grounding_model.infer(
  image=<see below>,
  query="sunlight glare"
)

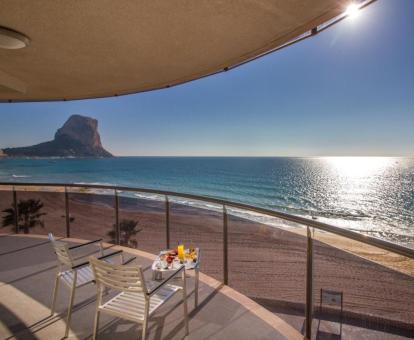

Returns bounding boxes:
[324,157,394,178]
[345,3,360,18]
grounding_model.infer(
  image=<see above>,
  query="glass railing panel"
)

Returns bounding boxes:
[227,208,307,334]
[12,185,66,237]
[67,187,115,242]
[0,185,15,234]
[117,191,166,254]
[312,229,414,339]
[169,198,223,282]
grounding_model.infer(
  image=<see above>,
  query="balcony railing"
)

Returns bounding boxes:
[1,182,413,339]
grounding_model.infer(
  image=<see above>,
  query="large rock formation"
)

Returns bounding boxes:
[3,115,113,157]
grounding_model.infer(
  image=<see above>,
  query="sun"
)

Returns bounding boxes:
[345,3,361,18]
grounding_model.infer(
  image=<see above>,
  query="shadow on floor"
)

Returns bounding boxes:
[0,236,57,257]
[316,330,341,340]
[0,303,39,340]
[255,296,414,338]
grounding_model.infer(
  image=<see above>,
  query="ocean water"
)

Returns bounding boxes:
[0,156,413,248]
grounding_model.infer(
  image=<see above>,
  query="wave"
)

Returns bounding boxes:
[12,174,31,178]
[131,192,304,230]
[73,181,116,186]
[126,192,414,247]
[70,181,118,196]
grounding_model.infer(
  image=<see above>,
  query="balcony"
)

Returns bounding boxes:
[1,183,414,339]
[0,234,301,339]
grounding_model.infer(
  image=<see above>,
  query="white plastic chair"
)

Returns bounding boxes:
[89,256,189,340]
[48,233,122,338]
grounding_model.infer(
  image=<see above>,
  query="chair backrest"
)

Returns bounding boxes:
[89,256,146,293]
[49,233,74,267]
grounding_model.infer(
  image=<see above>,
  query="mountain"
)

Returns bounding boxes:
[2,115,113,158]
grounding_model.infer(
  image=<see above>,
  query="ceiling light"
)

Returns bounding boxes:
[0,27,30,49]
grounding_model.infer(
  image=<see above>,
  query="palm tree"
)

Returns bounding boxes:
[107,219,141,248]
[2,199,47,234]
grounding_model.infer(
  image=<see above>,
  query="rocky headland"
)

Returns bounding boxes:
[2,115,113,158]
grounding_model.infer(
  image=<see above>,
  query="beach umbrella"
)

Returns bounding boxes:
[0,0,375,102]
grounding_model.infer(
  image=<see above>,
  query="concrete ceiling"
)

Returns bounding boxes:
[0,1,367,102]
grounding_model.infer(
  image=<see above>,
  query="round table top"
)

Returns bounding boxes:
[152,248,200,272]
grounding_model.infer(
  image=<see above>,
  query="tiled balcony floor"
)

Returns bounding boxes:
[0,234,301,340]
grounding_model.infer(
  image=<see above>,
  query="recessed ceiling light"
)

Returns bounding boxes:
[0,26,30,49]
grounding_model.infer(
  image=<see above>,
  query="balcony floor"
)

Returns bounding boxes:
[0,234,302,340]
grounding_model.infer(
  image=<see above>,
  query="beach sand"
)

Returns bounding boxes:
[0,188,413,335]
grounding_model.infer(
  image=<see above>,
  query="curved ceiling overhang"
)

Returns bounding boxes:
[0,0,375,102]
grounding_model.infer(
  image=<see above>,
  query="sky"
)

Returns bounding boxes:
[0,0,413,157]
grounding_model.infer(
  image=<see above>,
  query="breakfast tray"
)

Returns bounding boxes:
[152,248,200,273]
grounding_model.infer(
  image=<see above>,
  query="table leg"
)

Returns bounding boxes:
[195,267,199,308]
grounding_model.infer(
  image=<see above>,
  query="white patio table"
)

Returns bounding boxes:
[152,248,200,307]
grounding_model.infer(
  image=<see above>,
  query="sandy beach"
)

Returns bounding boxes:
[0,188,413,335]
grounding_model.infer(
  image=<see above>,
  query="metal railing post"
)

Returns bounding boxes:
[165,195,170,249]
[65,187,70,238]
[223,205,229,285]
[305,226,314,339]
[12,186,18,234]
[115,189,120,245]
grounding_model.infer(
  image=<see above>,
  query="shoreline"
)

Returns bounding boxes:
[0,181,414,249]
[2,185,414,270]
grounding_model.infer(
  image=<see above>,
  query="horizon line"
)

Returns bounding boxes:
[113,155,413,158]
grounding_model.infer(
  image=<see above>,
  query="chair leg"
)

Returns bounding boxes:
[93,285,103,340]
[50,274,60,315]
[142,299,150,340]
[93,310,100,340]
[182,270,189,335]
[65,276,77,338]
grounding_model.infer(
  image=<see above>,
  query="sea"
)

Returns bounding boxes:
[0,156,413,248]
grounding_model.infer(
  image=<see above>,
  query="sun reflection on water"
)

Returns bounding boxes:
[323,157,395,178]
[314,157,401,235]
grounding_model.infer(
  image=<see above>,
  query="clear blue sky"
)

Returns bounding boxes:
[0,0,413,157]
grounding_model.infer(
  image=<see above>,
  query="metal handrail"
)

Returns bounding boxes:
[2,181,414,260]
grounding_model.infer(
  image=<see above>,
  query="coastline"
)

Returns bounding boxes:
[1,157,413,250]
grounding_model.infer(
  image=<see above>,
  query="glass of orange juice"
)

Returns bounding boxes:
[177,244,184,261]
